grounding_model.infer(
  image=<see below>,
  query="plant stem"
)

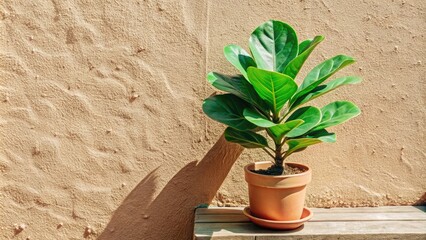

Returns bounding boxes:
[272,109,280,123]
[254,106,270,121]
[266,145,274,152]
[262,148,275,159]
[274,143,284,168]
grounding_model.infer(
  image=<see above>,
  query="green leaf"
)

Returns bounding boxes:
[300,55,355,89]
[249,20,298,73]
[290,76,362,110]
[283,36,324,79]
[298,39,313,54]
[224,127,268,148]
[247,67,297,116]
[207,72,268,111]
[291,55,355,105]
[312,101,361,131]
[305,129,336,143]
[202,94,256,131]
[269,119,304,143]
[284,129,335,158]
[284,138,322,157]
[243,108,275,128]
[224,44,257,79]
[286,106,322,138]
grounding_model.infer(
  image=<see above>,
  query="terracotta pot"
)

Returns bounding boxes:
[244,161,312,221]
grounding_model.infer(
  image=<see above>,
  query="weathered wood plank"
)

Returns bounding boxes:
[310,211,426,221]
[194,235,255,240]
[195,234,426,240]
[196,214,250,223]
[195,211,426,223]
[306,205,426,213]
[196,206,426,215]
[196,207,248,215]
[195,236,254,240]
[195,221,426,237]
[256,234,426,240]
[194,206,426,240]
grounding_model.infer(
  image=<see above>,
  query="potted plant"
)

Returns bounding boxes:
[202,20,361,229]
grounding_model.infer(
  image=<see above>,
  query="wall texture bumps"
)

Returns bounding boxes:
[0,0,424,239]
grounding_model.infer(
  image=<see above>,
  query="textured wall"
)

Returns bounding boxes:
[0,0,424,239]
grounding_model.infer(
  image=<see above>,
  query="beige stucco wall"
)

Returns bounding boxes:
[0,0,424,239]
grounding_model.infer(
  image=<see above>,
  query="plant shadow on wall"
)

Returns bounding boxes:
[98,134,243,240]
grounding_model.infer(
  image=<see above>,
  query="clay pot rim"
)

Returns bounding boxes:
[244,161,311,179]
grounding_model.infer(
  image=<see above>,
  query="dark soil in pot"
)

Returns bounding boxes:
[251,163,305,176]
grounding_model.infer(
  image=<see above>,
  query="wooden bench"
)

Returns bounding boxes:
[194,206,426,239]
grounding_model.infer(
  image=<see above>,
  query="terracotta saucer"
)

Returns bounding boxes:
[242,207,313,230]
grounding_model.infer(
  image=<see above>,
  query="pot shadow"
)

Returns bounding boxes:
[413,192,426,206]
[99,133,243,240]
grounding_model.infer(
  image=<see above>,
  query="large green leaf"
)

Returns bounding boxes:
[249,20,298,73]
[290,55,355,105]
[224,127,268,148]
[304,129,336,143]
[284,138,322,157]
[243,108,275,128]
[223,44,257,80]
[268,119,304,143]
[290,76,362,110]
[312,101,361,131]
[286,106,322,138]
[202,94,256,131]
[207,72,268,111]
[300,55,355,89]
[247,67,297,116]
[283,36,324,79]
